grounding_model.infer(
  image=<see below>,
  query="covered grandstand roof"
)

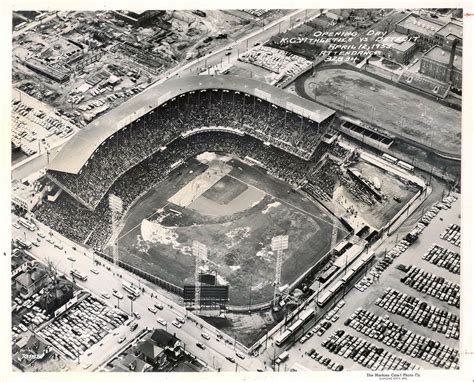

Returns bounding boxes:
[48,75,335,174]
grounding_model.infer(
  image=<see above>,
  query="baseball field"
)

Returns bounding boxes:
[115,153,349,306]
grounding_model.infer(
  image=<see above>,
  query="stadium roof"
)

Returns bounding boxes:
[48,75,335,174]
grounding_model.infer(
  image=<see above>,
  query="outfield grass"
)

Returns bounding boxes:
[116,155,349,306]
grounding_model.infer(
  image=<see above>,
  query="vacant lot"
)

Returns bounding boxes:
[295,67,461,156]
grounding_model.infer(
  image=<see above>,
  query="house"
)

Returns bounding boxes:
[14,264,49,298]
[38,278,74,315]
[12,334,51,370]
[136,339,167,368]
[150,329,182,359]
[120,353,153,372]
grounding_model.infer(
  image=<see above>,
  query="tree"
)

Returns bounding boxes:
[44,257,59,286]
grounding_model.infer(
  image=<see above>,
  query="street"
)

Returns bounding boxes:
[11,215,267,372]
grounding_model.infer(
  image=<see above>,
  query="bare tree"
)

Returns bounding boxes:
[44,257,59,286]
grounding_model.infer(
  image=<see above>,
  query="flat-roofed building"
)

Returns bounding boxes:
[419,46,462,90]
[433,21,463,53]
[380,31,417,64]
[395,13,445,50]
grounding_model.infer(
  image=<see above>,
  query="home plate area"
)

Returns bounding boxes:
[168,155,265,217]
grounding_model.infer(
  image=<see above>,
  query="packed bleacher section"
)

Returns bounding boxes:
[303,160,342,202]
[47,89,332,210]
[37,131,315,249]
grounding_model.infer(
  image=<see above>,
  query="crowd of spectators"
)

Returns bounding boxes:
[37,131,314,249]
[303,160,341,202]
[47,89,329,210]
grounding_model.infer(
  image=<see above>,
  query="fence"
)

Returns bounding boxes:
[94,250,184,296]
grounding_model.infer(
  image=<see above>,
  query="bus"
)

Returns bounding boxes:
[299,309,314,324]
[275,350,289,365]
[15,237,32,250]
[14,22,27,31]
[122,282,141,297]
[18,218,36,231]
[275,329,292,346]
[70,269,88,281]
[287,319,303,333]
[382,153,397,164]
[397,160,414,172]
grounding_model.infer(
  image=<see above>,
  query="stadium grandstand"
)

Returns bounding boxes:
[46,75,335,210]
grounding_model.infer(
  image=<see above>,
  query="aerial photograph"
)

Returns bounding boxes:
[8,6,466,375]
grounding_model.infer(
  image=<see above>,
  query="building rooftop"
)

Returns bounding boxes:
[423,46,462,71]
[382,31,416,53]
[151,329,179,349]
[397,14,443,36]
[137,340,164,360]
[15,266,48,288]
[435,21,463,42]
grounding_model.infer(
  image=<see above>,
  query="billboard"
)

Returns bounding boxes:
[199,273,216,285]
[183,285,229,307]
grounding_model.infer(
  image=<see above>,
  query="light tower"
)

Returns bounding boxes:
[109,194,123,266]
[192,241,207,313]
[272,235,288,309]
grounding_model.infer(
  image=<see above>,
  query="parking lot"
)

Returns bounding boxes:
[38,294,129,360]
[11,97,77,161]
[278,194,460,371]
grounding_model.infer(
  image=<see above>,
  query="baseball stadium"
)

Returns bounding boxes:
[36,75,420,311]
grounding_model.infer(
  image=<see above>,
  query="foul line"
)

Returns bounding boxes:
[117,169,345,242]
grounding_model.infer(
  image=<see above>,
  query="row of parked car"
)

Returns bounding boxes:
[305,348,344,371]
[354,276,374,292]
[39,295,128,360]
[13,99,73,140]
[13,309,49,334]
[375,288,459,339]
[369,254,394,279]
[422,244,460,275]
[440,224,460,247]
[322,329,419,371]
[299,301,346,344]
[400,265,460,308]
[345,308,459,369]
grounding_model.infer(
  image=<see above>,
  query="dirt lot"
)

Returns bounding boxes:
[295,67,461,156]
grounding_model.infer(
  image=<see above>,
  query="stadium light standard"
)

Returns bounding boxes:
[193,241,207,313]
[109,194,123,266]
[272,235,289,309]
